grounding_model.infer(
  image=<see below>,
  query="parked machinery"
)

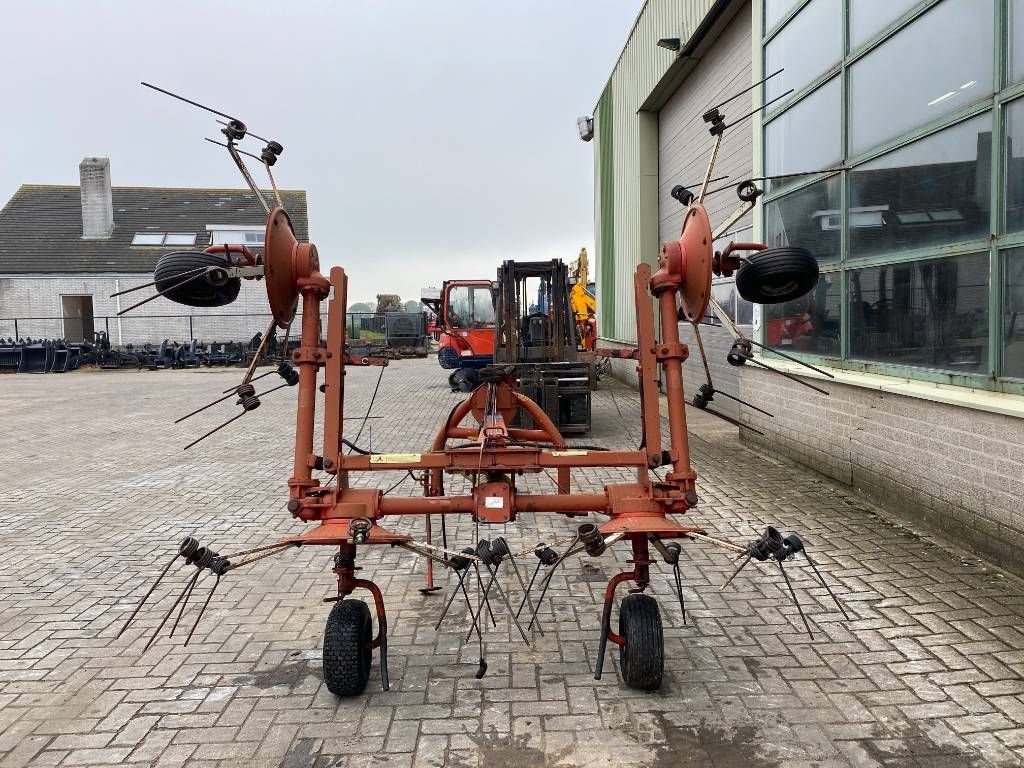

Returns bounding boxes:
[119,78,849,701]
[493,259,594,436]
[421,280,496,391]
[569,248,597,351]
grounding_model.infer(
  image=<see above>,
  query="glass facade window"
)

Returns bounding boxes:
[758,0,1022,390]
[765,77,841,188]
[848,0,993,156]
[849,0,918,50]
[764,176,841,264]
[1006,99,1024,233]
[764,0,841,102]
[1011,0,1024,84]
[764,0,801,33]
[849,112,992,259]
[1005,248,1024,378]
[848,253,990,374]
[765,272,840,356]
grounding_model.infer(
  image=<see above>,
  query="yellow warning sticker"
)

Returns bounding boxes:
[370,453,422,464]
[550,450,588,457]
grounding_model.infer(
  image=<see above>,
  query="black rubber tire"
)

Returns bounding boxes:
[153,251,241,308]
[619,593,664,691]
[323,599,373,696]
[735,247,818,305]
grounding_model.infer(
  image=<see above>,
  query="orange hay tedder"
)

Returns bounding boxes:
[117,77,848,696]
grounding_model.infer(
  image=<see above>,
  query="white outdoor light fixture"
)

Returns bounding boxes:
[577,115,594,142]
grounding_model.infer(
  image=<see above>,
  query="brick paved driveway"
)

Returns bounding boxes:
[1,360,1023,767]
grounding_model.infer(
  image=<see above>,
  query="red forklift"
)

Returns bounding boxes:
[423,260,593,435]
[421,280,496,391]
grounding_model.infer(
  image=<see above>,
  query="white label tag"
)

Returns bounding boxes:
[484,496,504,509]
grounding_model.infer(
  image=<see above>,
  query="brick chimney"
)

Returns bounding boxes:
[79,157,114,239]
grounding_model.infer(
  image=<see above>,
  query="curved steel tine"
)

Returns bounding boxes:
[117,553,180,639]
[464,564,497,644]
[110,265,209,297]
[143,569,201,652]
[776,561,813,639]
[434,570,467,631]
[183,411,247,451]
[117,269,210,316]
[184,574,221,646]
[506,555,543,636]
[748,338,836,378]
[486,565,531,646]
[742,354,830,395]
[804,552,851,621]
[720,553,753,591]
[673,563,687,624]
[176,389,241,424]
[170,570,201,637]
[515,560,544,619]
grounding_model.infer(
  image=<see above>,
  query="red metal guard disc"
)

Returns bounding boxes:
[264,207,301,326]
[678,203,713,322]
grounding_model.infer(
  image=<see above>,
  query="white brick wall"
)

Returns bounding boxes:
[738,365,1024,573]
[0,274,318,345]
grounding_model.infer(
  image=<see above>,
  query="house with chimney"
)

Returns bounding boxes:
[0,157,308,345]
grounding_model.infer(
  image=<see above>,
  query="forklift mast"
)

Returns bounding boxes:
[493,260,579,364]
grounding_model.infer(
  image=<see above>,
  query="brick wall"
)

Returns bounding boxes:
[0,274,315,345]
[739,364,1024,574]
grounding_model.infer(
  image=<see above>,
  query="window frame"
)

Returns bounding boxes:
[757,0,1024,395]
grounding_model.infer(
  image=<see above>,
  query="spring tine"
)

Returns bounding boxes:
[175,388,241,424]
[711,389,775,418]
[110,266,209,297]
[777,560,813,639]
[434,571,466,631]
[222,369,274,394]
[516,560,544,619]
[673,563,687,624]
[144,569,201,652]
[170,569,201,637]
[699,405,766,436]
[255,382,290,398]
[458,573,485,646]
[487,565,532,646]
[116,553,179,638]
[804,552,851,621]
[720,553,753,591]
[743,355,830,396]
[536,535,581,588]
[183,411,247,451]
[506,555,543,636]
[747,339,836,378]
[117,270,210,316]
[464,565,497,644]
[184,574,221,646]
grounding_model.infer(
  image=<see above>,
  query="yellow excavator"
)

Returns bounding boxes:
[570,248,597,350]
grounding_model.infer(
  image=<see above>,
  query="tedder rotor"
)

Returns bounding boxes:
[118,76,849,696]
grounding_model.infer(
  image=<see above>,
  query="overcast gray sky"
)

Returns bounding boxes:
[0,1,641,306]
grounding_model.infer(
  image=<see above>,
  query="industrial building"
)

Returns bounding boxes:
[0,157,308,345]
[592,0,1024,572]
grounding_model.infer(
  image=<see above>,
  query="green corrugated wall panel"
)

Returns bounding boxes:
[593,0,718,343]
[597,86,616,339]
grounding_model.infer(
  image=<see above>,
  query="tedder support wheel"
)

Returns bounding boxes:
[323,599,373,696]
[154,251,241,307]
[735,246,818,305]
[619,593,664,691]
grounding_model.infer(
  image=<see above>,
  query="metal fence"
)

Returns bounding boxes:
[0,311,429,348]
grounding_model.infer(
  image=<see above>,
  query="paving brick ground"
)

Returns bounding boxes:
[1,359,1023,767]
